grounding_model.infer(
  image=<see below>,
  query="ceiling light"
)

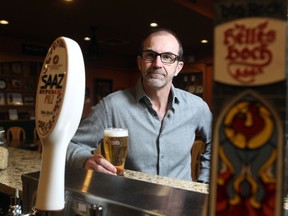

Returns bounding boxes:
[0,20,9,25]
[84,37,91,41]
[201,39,208,44]
[150,22,158,27]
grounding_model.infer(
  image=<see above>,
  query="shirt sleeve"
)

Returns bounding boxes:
[197,101,213,183]
[66,100,109,168]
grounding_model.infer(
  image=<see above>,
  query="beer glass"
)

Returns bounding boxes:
[103,128,128,176]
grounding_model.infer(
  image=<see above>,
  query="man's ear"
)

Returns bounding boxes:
[137,56,142,71]
[174,61,184,76]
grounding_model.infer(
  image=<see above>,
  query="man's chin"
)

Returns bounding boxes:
[147,78,165,88]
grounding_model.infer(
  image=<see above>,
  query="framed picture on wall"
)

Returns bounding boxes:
[93,79,113,104]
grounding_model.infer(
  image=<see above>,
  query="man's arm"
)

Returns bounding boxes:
[66,101,108,167]
[197,102,212,183]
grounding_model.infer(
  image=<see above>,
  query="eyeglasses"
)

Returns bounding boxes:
[141,50,180,64]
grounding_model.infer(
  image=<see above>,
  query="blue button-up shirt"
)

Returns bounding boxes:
[67,79,212,181]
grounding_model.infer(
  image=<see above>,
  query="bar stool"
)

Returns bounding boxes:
[191,140,205,181]
[6,127,26,147]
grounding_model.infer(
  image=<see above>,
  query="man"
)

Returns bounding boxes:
[66,28,212,182]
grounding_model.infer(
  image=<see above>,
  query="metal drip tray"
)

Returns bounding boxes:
[22,167,206,216]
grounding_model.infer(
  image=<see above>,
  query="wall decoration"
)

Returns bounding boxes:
[6,93,23,106]
[0,79,7,90]
[211,90,283,215]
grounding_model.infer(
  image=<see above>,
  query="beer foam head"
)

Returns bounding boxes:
[104,128,128,137]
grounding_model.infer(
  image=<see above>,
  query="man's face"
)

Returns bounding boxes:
[137,33,184,89]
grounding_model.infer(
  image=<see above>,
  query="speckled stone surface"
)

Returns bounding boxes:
[0,147,41,196]
[0,147,208,198]
[125,170,208,193]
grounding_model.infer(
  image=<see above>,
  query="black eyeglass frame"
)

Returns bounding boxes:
[140,50,181,64]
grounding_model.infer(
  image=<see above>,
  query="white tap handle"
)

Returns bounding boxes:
[35,37,85,211]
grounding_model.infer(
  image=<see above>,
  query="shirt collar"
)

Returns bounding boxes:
[135,78,147,102]
[135,78,180,108]
[170,85,180,112]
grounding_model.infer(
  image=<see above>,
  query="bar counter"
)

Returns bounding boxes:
[1,147,288,214]
[0,147,208,197]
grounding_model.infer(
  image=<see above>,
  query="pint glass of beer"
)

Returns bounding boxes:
[103,128,128,176]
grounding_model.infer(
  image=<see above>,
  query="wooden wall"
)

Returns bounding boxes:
[82,61,140,117]
[0,36,213,119]
[0,36,141,118]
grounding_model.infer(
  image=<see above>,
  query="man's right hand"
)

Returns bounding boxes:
[84,154,117,175]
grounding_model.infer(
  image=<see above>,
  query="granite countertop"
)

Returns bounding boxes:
[0,147,208,198]
[0,147,42,196]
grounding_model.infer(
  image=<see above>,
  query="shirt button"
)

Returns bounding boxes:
[161,155,164,159]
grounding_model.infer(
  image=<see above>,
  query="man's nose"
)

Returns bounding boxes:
[153,55,163,66]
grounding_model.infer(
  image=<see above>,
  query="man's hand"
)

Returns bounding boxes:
[84,154,117,175]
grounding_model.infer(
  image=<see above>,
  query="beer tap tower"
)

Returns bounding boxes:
[209,0,287,215]
[33,37,85,212]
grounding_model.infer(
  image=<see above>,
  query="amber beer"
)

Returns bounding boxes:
[103,128,128,176]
